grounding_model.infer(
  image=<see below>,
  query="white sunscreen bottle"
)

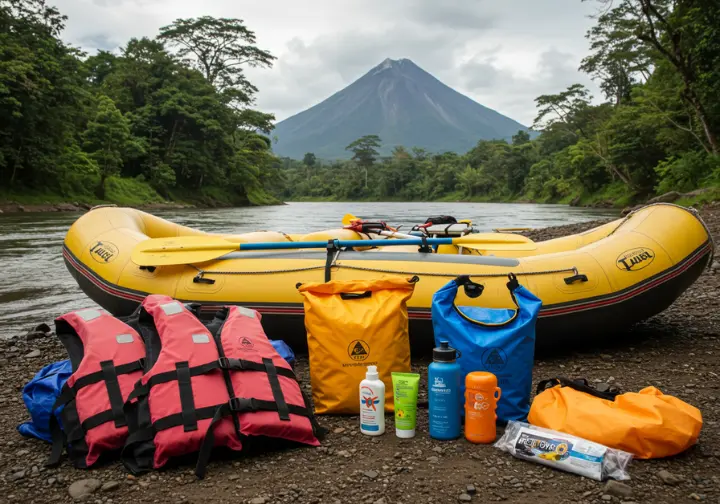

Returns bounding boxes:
[360,365,385,435]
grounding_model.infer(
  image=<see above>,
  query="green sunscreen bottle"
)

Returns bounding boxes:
[392,372,420,438]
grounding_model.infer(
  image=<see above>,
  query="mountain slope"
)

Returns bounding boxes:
[270,58,533,159]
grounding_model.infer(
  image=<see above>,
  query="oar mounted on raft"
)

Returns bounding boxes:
[130,232,536,267]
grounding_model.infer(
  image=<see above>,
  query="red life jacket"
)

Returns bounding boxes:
[122,295,322,478]
[47,308,146,468]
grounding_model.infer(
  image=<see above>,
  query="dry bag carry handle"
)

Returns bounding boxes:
[452,273,521,327]
[339,291,372,300]
[536,377,622,401]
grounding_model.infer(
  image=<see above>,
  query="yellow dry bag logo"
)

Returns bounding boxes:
[616,247,655,271]
[347,340,370,361]
[89,240,119,263]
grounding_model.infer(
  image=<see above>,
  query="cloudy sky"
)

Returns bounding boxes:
[53,0,603,126]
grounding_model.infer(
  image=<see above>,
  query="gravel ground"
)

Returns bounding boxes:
[0,204,718,504]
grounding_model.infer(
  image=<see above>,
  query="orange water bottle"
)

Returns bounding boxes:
[464,372,502,443]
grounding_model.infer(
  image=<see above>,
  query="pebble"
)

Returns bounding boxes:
[604,480,632,498]
[333,427,346,434]
[68,479,102,501]
[363,470,379,479]
[24,349,41,358]
[336,450,351,458]
[657,469,685,486]
[9,470,26,482]
[601,496,612,501]
[466,484,476,495]
[373,498,387,504]
[427,456,439,464]
[248,498,266,504]
[101,482,120,492]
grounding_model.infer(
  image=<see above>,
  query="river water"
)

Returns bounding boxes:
[0,202,617,338]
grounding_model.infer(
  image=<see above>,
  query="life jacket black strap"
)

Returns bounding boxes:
[127,358,299,402]
[192,397,314,478]
[100,361,127,428]
[263,358,290,421]
[45,359,143,468]
[176,362,199,432]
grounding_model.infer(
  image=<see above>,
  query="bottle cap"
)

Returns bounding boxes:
[466,371,498,389]
[366,365,379,379]
[433,341,457,362]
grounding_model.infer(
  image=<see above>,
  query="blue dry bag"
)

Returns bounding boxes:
[431,273,542,423]
[17,359,72,443]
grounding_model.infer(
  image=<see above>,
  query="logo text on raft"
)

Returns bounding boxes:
[89,241,119,263]
[616,247,655,271]
[347,340,370,361]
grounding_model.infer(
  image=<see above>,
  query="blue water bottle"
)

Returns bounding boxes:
[428,340,462,440]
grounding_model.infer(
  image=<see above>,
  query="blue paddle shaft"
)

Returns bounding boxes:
[238,238,453,250]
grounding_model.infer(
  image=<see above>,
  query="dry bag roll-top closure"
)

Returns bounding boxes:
[48,295,322,478]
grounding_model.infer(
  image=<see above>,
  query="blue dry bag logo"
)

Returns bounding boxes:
[482,347,507,372]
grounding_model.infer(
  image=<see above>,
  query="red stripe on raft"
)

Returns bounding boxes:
[540,243,712,317]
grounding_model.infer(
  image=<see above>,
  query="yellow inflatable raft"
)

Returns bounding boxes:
[62,203,714,351]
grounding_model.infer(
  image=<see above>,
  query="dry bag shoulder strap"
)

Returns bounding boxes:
[536,377,621,401]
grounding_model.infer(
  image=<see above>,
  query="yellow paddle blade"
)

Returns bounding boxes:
[453,233,537,251]
[131,236,239,267]
[341,213,360,226]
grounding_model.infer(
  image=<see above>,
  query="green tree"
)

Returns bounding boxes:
[82,94,142,198]
[158,16,275,104]
[345,135,381,188]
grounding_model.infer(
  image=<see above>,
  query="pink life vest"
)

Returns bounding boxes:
[122,295,322,478]
[47,308,146,468]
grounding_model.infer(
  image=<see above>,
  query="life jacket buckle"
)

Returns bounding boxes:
[218,357,231,370]
[228,397,257,413]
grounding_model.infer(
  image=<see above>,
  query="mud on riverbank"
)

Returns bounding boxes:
[0,205,718,504]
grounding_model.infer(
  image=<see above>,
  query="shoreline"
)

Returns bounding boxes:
[0,200,288,214]
[3,187,714,214]
[0,206,717,503]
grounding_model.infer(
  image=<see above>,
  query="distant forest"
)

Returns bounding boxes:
[0,0,282,206]
[2,0,719,209]
[279,0,720,207]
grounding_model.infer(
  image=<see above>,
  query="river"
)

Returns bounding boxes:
[0,202,618,338]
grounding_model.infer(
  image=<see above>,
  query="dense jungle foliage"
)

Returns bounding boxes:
[0,0,281,206]
[279,0,720,206]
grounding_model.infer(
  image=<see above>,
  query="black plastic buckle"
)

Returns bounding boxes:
[228,397,257,413]
[418,236,432,253]
[218,357,231,370]
[463,282,484,298]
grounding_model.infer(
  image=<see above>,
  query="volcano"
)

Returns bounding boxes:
[270,58,532,159]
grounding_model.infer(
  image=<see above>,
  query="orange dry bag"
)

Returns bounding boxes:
[297,276,417,414]
[529,377,702,459]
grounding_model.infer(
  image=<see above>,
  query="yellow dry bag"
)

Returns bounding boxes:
[529,377,702,459]
[297,276,418,414]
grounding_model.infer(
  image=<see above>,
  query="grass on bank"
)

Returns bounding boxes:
[1,175,282,208]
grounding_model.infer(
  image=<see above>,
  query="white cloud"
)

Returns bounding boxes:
[53,0,604,126]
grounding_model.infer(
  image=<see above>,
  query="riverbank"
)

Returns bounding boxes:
[0,205,717,503]
[0,176,283,214]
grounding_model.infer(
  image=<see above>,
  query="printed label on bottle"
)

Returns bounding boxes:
[360,385,380,431]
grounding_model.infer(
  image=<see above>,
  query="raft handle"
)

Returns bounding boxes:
[193,273,216,285]
[563,273,588,285]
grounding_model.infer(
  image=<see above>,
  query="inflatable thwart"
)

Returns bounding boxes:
[62,203,714,352]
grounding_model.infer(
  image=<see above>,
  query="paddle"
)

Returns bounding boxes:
[131,233,536,267]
